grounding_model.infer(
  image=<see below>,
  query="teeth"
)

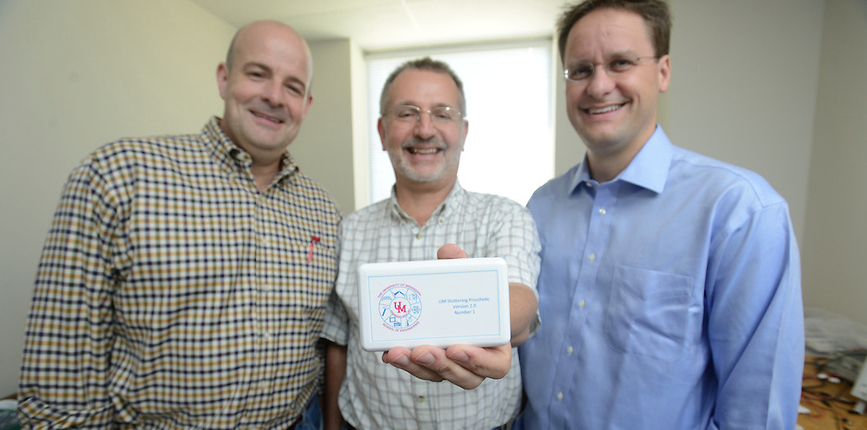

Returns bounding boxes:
[253,112,282,123]
[588,105,622,114]
[409,148,438,154]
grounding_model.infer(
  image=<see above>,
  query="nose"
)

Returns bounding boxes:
[584,68,616,98]
[261,79,284,107]
[412,114,437,140]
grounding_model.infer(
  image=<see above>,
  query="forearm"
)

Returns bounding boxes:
[323,341,347,430]
[508,282,538,346]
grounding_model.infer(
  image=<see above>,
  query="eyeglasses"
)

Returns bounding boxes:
[564,55,657,82]
[386,105,463,124]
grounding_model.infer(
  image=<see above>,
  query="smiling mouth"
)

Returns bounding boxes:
[584,104,625,115]
[408,148,441,155]
[252,111,284,124]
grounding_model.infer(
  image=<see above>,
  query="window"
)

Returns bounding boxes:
[364,40,554,207]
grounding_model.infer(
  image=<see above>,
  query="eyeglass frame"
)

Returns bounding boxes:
[563,55,659,82]
[383,104,464,125]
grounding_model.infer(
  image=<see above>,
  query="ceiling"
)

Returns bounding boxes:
[189,0,570,51]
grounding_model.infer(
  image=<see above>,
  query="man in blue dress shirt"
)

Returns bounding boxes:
[518,0,805,429]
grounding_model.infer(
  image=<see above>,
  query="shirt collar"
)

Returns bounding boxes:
[201,116,299,180]
[569,125,673,195]
[388,180,466,224]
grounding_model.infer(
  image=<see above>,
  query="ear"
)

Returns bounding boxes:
[459,119,469,151]
[302,93,314,117]
[657,54,671,93]
[377,117,387,151]
[216,62,229,100]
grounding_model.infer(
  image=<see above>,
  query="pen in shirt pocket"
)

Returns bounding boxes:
[307,235,320,264]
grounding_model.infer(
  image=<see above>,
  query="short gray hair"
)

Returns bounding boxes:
[379,57,466,117]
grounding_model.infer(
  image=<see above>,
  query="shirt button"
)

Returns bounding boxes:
[557,392,564,401]
[567,346,574,355]
[578,300,585,308]
[598,208,607,215]
[588,253,596,261]
[417,396,425,403]
[416,233,422,239]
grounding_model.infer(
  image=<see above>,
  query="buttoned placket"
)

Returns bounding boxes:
[234,149,276,425]
[405,210,448,427]
[549,180,619,428]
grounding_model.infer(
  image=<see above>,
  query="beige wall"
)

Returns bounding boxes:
[665,0,823,241]
[802,0,867,327]
[292,39,363,215]
[0,0,236,394]
[1,0,865,399]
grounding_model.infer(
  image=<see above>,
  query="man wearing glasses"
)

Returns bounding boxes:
[321,57,540,430]
[518,0,804,429]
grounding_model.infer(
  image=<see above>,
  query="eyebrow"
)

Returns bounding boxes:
[570,50,640,62]
[244,62,308,92]
[394,101,456,109]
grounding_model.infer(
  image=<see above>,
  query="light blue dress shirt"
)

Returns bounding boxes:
[519,126,804,430]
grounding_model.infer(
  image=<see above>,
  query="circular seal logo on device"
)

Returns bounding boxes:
[378,283,422,331]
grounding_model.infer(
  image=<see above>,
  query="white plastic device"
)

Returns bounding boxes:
[356,258,510,351]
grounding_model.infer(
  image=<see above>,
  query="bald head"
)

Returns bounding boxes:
[225,20,313,83]
[216,20,315,169]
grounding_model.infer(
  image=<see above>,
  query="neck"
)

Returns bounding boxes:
[586,151,633,183]
[585,129,655,183]
[251,157,282,192]
[393,178,455,226]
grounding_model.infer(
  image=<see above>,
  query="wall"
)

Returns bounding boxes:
[665,0,823,241]
[802,0,867,325]
[0,0,235,395]
[291,39,362,214]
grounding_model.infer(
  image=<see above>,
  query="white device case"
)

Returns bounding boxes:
[357,258,510,351]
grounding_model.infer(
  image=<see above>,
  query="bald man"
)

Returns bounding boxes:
[18,21,340,429]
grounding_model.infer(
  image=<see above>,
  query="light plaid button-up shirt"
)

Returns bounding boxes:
[322,182,541,430]
[18,117,341,429]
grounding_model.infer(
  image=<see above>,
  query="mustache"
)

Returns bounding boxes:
[400,137,447,150]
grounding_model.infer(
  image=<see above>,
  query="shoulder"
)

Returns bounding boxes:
[527,164,580,210]
[68,133,199,183]
[337,199,391,248]
[669,147,786,210]
[92,133,201,160]
[465,191,526,209]
[342,198,390,227]
[79,133,202,174]
[284,171,344,218]
[462,191,533,220]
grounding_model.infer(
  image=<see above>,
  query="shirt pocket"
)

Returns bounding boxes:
[604,265,693,362]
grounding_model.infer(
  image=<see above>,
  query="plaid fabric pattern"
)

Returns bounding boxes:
[18,117,341,429]
[322,182,541,430]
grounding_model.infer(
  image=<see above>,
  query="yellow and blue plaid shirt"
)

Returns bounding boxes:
[19,117,340,429]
